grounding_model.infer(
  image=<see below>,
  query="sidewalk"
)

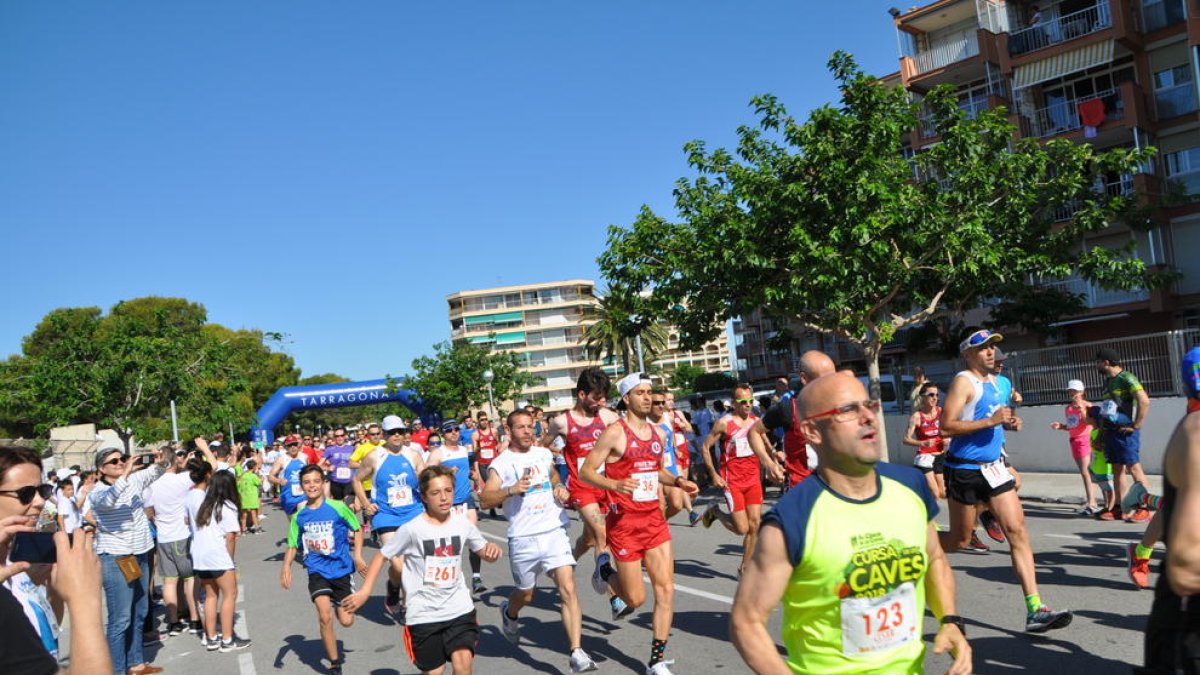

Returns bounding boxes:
[1017,471,1163,504]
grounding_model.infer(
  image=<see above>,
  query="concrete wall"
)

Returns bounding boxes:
[884,397,1188,474]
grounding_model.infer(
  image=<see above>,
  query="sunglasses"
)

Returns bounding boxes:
[104,454,131,466]
[428,441,443,447]
[734,398,754,404]
[651,401,667,406]
[369,431,382,436]
[924,392,939,397]
[0,484,55,505]
[333,433,346,438]
[959,329,999,351]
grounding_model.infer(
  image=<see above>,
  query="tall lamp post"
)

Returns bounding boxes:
[482,368,498,427]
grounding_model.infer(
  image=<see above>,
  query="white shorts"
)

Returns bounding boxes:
[508,527,575,590]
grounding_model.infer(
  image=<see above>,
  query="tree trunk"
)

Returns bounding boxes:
[864,341,890,463]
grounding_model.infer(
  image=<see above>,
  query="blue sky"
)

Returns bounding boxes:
[1,1,901,381]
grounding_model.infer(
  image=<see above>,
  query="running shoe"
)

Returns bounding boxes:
[205,635,221,651]
[220,634,252,652]
[188,621,202,636]
[1025,606,1072,633]
[1128,543,1151,589]
[611,595,634,621]
[1098,509,1118,521]
[1077,505,1099,516]
[570,648,599,673]
[645,660,676,675]
[592,553,612,595]
[500,600,520,644]
[687,510,701,527]
[472,575,487,595]
[167,621,187,637]
[964,531,990,553]
[701,504,719,529]
[328,666,342,675]
[980,511,1005,543]
[1127,508,1152,524]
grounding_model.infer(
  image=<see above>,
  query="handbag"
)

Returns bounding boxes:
[115,555,142,584]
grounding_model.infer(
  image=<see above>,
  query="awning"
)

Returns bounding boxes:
[1012,40,1114,89]
[465,310,523,326]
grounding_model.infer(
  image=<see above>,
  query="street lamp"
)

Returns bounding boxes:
[482,369,498,428]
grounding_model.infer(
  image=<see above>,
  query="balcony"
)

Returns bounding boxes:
[1028,87,1124,138]
[1052,174,1135,222]
[913,34,980,74]
[1141,0,1186,32]
[1009,3,1112,55]
[1040,275,1149,307]
[919,92,996,138]
[1155,83,1198,119]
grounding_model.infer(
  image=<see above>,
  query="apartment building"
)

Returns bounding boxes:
[447,280,735,410]
[886,0,1200,341]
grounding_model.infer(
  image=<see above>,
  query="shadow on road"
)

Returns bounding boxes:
[966,623,1133,673]
[474,619,569,674]
[674,558,738,582]
[956,542,1143,592]
[273,633,337,672]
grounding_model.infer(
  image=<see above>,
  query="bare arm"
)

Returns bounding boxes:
[699,418,727,482]
[353,454,376,515]
[750,421,785,483]
[1134,389,1151,430]
[940,376,1010,438]
[1166,413,1200,595]
[729,523,794,675]
[479,466,521,510]
[902,412,924,447]
[194,437,219,468]
[581,424,637,495]
[923,522,972,674]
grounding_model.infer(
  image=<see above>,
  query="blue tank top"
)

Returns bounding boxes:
[946,371,1005,469]
[280,457,306,510]
[657,421,680,477]
[438,444,474,505]
[371,449,423,529]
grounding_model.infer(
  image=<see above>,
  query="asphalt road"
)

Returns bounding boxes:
[63,483,1159,674]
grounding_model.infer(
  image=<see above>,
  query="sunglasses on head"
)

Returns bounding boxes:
[0,484,55,505]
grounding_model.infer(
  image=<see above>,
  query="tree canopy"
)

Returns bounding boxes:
[407,340,534,419]
[583,294,670,375]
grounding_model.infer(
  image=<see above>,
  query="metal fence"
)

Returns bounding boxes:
[1006,329,1199,406]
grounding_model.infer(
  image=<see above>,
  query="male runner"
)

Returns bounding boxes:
[322,426,357,504]
[763,350,837,487]
[426,420,486,595]
[582,373,700,675]
[1142,345,1200,672]
[410,419,431,450]
[269,435,308,517]
[352,414,425,622]
[346,465,502,675]
[940,328,1071,632]
[1096,347,1153,523]
[479,410,598,673]
[903,381,946,500]
[542,367,625,611]
[280,465,367,675]
[649,389,692,521]
[699,384,785,575]
[473,412,501,516]
[730,372,971,674]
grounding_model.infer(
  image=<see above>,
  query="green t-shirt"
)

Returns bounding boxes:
[1104,370,1144,419]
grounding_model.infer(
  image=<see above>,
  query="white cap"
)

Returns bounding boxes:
[381,415,407,432]
[1066,379,1085,392]
[56,468,76,480]
[617,372,651,397]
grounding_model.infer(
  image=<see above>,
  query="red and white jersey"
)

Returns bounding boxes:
[564,411,606,481]
[476,430,499,463]
[606,420,664,516]
[721,413,761,484]
[914,407,943,454]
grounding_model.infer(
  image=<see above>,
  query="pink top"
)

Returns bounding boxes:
[1065,403,1090,439]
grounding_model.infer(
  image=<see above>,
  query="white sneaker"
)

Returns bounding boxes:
[592,552,611,595]
[500,600,520,644]
[645,660,675,675]
[570,648,598,672]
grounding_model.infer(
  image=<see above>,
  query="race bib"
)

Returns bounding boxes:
[980,458,1014,489]
[734,436,753,458]
[334,466,352,481]
[481,447,495,460]
[290,483,303,497]
[302,529,335,555]
[840,582,918,657]
[424,556,459,587]
[632,471,659,503]
[387,485,413,507]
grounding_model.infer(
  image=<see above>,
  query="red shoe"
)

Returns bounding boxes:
[1127,543,1151,589]
[980,510,1006,543]
[966,531,990,553]
[1097,509,1116,521]
[1127,508,1152,523]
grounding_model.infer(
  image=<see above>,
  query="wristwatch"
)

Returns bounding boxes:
[940,614,966,636]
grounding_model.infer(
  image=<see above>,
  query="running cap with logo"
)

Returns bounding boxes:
[617,372,652,397]
[283,434,301,446]
[959,329,1003,352]
[439,420,459,434]
[381,415,407,432]
[1096,347,1122,364]
[1066,379,1085,392]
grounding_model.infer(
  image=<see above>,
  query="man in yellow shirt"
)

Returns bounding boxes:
[349,422,384,526]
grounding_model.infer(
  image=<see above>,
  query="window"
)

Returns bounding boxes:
[1166,147,1200,196]
[1154,65,1197,118]
[1142,0,1186,32]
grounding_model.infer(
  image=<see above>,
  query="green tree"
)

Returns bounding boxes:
[598,52,1165,457]
[667,363,705,395]
[693,371,737,394]
[583,294,670,376]
[409,341,535,419]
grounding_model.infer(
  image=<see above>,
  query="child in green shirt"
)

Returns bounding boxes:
[238,460,262,533]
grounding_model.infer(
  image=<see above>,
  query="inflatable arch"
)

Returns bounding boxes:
[250,378,429,445]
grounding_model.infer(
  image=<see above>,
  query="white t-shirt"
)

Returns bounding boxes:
[382,512,486,625]
[57,494,82,533]
[147,472,196,543]
[261,451,280,476]
[185,489,240,571]
[487,446,568,538]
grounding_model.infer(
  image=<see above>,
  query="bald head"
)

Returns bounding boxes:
[797,371,881,474]
[798,371,865,418]
[798,350,836,385]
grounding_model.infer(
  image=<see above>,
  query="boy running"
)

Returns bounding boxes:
[426,420,487,594]
[280,465,367,675]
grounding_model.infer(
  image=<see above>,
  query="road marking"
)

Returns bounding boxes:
[239,652,257,675]
[237,583,245,604]
[236,580,253,675]
[479,531,735,604]
[1044,533,1163,548]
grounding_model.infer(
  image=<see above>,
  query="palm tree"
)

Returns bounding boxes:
[583,295,669,375]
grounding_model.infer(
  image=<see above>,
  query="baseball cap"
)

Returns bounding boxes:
[959,329,1003,352]
[283,434,301,446]
[382,415,407,432]
[617,372,652,397]
[1096,347,1122,364]
[440,420,459,434]
[1066,379,1085,392]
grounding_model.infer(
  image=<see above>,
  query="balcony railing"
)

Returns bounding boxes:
[913,35,980,74]
[1142,0,1186,32]
[1009,3,1112,55]
[1029,87,1123,138]
[1155,83,1198,119]
[1040,274,1149,308]
[1052,174,1134,221]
